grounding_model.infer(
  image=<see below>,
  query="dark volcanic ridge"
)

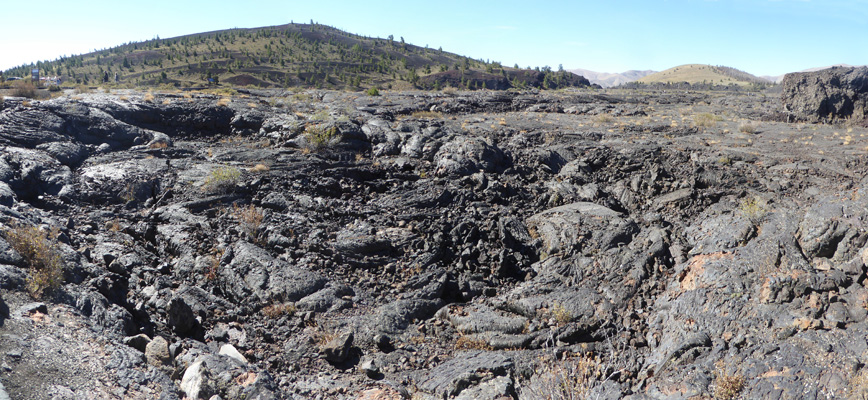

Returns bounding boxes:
[0,67,866,399]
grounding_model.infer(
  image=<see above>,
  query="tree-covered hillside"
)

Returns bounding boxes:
[1,23,589,91]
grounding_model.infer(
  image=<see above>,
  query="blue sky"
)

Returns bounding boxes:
[1,0,866,76]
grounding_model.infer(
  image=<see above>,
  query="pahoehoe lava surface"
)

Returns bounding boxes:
[0,82,867,399]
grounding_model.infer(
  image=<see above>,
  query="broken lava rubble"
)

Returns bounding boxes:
[0,78,867,399]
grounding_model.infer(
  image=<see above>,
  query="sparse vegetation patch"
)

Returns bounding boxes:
[3,223,64,298]
[202,166,242,194]
[694,112,722,128]
[304,124,339,152]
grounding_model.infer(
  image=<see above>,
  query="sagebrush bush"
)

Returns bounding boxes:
[304,124,339,152]
[3,223,64,297]
[202,166,241,194]
[738,196,768,224]
[11,82,39,99]
[738,122,757,134]
[593,114,614,124]
[366,87,380,96]
[694,112,722,128]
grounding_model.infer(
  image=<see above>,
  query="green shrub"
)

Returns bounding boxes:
[3,223,64,298]
[310,109,330,121]
[202,166,241,194]
[366,87,380,96]
[304,124,339,152]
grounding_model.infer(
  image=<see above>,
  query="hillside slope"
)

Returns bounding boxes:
[635,64,770,87]
[1,23,588,91]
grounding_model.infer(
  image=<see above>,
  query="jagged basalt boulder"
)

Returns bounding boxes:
[782,66,868,123]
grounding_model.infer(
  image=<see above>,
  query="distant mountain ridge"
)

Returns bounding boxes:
[568,68,656,88]
[635,64,770,87]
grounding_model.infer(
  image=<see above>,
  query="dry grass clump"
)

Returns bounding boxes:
[738,196,768,224]
[547,303,573,326]
[143,92,155,103]
[694,112,722,128]
[202,166,241,194]
[217,97,231,107]
[262,303,296,319]
[148,141,169,150]
[594,114,614,124]
[233,203,265,243]
[848,369,868,399]
[738,122,757,134]
[442,86,458,95]
[248,164,269,173]
[3,223,64,298]
[524,353,607,400]
[313,327,338,346]
[712,361,746,400]
[204,247,223,281]
[454,333,493,351]
[11,82,39,99]
[309,109,330,121]
[411,110,443,119]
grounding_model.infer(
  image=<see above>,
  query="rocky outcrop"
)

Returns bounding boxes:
[781,66,868,123]
[0,87,865,399]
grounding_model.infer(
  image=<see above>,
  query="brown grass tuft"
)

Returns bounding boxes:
[233,203,265,243]
[454,333,493,351]
[524,353,607,400]
[248,164,269,172]
[712,361,746,400]
[262,303,296,319]
[11,82,39,99]
[411,110,443,119]
[738,122,757,134]
[3,223,64,298]
[694,112,722,128]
